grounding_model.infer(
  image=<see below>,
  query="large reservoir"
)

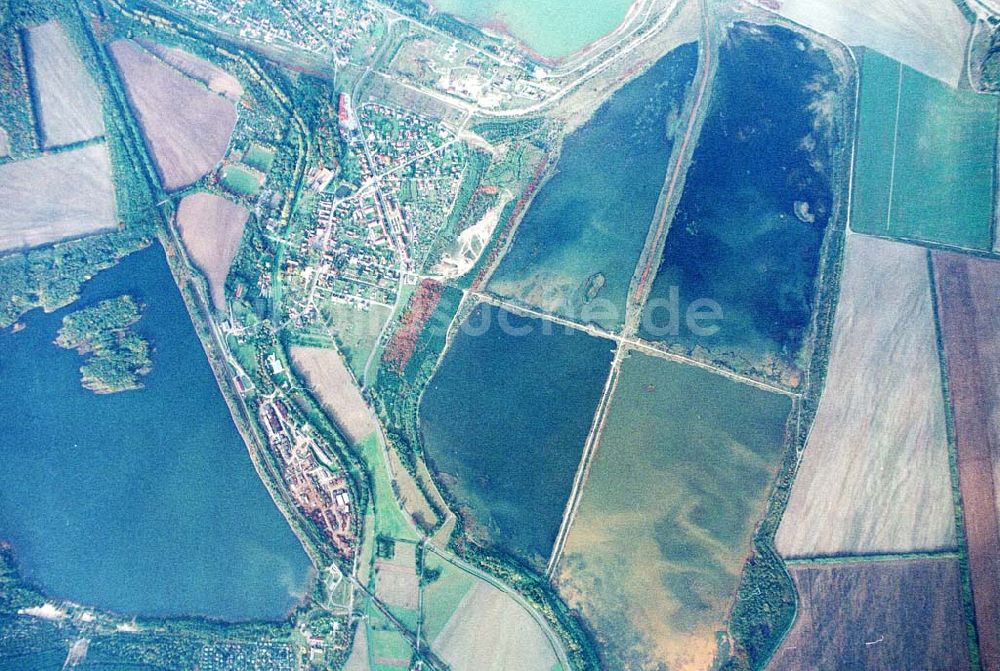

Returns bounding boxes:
[0,245,313,621]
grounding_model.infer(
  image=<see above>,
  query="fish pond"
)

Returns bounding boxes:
[0,245,313,620]
[430,0,635,59]
[557,352,791,671]
[488,43,698,331]
[640,24,844,365]
[419,304,614,568]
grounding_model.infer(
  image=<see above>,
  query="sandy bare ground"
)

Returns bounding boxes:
[0,127,10,157]
[290,346,375,444]
[933,251,1000,671]
[24,21,104,147]
[374,542,419,612]
[770,558,969,670]
[432,191,513,279]
[432,581,558,671]
[137,39,243,100]
[0,143,116,252]
[110,39,236,190]
[764,0,970,86]
[343,624,371,671]
[175,192,249,310]
[776,234,955,556]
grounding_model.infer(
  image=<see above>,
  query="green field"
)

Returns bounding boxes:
[321,301,391,380]
[851,50,997,249]
[366,603,413,670]
[243,143,276,172]
[357,434,419,542]
[557,353,791,671]
[221,163,263,196]
[420,552,476,644]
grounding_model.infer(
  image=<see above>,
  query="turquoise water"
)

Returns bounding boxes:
[641,25,840,361]
[0,245,313,620]
[419,305,614,568]
[431,0,635,59]
[488,43,698,331]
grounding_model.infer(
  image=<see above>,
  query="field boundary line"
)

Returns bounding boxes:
[783,550,962,565]
[884,61,904,232]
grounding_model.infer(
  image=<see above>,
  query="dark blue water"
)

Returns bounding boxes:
[0,245,313,620]
[641,25,839,359]
[419,305,614,568]
[489,43,699,331]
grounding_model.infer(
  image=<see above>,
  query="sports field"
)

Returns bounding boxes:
[850,50,997,250]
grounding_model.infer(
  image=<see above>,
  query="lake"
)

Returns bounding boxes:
[431,0,636,59]
[640,24,843,363]
[488,43,698,331]
[419,304,614,568]
[0,244,313,621]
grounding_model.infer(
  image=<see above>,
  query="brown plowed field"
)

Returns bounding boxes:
[933,251,1000,671]
[110,40,236,191]
[770,558,970,671]
[175,192,248,310]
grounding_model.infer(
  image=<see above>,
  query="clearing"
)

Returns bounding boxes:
[428,557,560,671]
[765,0,970,85]
[110,39,236,191]
[290,345,375,444]
[776,233,955,556]
[770,558,970,670]
[850,50,997,250]
[933,251,1000,670]
[556,353,790,671]
[24,21,104,147]
[0,143,116,252]
[137,38,243,100]
[175,192,249,311]
[0,127,10,157]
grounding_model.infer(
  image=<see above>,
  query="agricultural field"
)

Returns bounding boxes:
[933,251,1000,669]
[290,345,375,444]
[24,21,104,148]
[424,552,561,671]
[356,434,419,543]
[420,551,476,645]
[221,163,264,196]
[769,558,970,670]
[137,38,243,100]
[776,234,955,556]
[343,625,370,671]
[850,50,997,250]
[640,24,845,376]
[419,304,614,568]
[109,40,237,190]
[175,192,249,310]
[365,604,413,670]
[487,43,698,330]
[556,353,790,671]
[374,541,419,629]
[768,0,970,85]
[0,143,116,252]
[320,301,392,380]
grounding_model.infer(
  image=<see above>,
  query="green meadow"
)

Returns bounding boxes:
[557,353,790,670]
[221,163,262,196]
[851,50,997,249]
[420,552,476,645]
